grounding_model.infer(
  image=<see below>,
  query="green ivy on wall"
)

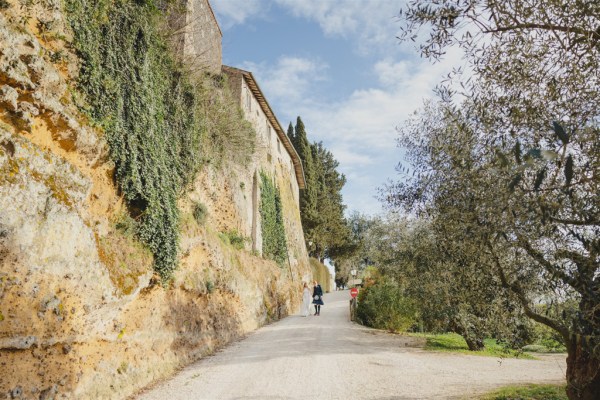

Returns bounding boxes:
[64,0,203,281]
[259,172,288,267]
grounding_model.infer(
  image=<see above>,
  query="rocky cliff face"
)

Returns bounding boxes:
[0,2,310,399]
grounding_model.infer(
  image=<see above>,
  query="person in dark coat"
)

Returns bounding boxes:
[312,280,324,315]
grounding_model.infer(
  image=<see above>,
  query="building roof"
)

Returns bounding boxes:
[222,65,306,189]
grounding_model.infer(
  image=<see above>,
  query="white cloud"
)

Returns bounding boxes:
[295,49,464,148]
[374,59,410,87]
[275,0,404,54]
[210,0,265,29]
[212,0,405,54]
[259,49,465,214]
[329,145,375,168]
[241,57,328,103]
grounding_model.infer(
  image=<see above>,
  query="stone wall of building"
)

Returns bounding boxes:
[222,67,307,271]
[169,0,222,74]
[185,0,222,74]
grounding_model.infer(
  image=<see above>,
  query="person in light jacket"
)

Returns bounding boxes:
[312,280,324,315]
[301,282,311,317]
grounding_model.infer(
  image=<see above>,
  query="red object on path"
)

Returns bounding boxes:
[350,288,359,298]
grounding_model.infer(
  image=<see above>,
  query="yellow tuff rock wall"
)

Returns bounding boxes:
[0,1,310,399]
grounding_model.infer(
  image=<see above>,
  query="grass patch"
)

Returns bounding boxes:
[478,384,567,400]
[409,333,535,359]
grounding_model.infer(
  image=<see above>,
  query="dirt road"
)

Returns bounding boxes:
[137,290,566,400]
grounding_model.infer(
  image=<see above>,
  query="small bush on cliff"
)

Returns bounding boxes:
[198,74,256,166]
[259,172,288,266]
[219,230,247,250]
[192,202,208,225]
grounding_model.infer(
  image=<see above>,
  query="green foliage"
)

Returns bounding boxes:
[205,280,214,294]
[114,211,138,238]
[291,117,350,261]
[219,230,247,250]
[199,73,256,166]
[192,202,208,225]
[64,0,203,281]
[356,278,417,333]
[259,172,288,266]
[345,215,527,351]
[333,211,378,287]
[395,2,600,396]
[531,322,567,353]
[479,384,567,400]
[292,118,318,231]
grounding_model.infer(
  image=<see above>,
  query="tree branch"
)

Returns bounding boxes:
[485,240,570,343]
[549,216,599,227]
[516,235,583,293]
[483,23,600,42]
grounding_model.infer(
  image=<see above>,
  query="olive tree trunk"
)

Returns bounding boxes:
[566,337,600,400]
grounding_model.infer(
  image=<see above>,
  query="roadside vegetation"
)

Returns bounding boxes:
[348,214,568,356]
[478,384,568,400]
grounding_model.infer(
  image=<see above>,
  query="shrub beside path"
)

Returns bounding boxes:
[136,290,566,400]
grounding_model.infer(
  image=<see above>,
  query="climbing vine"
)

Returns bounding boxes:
[64,0,202,281]
[259,172,288,267]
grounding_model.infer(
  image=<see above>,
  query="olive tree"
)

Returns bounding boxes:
[393,2,599,395]
[351,212,526,350]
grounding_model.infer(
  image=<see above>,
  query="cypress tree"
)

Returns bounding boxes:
[294,117,318,242]
[287,122,295,143]
[292,117,350,261]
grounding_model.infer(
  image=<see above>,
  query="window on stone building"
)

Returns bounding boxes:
[246,89,251,111]
[277,138,281,153]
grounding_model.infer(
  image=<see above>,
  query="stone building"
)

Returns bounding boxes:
[222,66,306,259]
[171,1,307,263]
[170,0,222,74]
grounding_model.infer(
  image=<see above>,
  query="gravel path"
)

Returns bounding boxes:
[136,290,566,400]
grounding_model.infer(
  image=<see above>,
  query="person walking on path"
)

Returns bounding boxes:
[301,282,311,317]
[312,280,324,315]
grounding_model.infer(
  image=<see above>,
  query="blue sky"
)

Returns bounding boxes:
[211,0,463,216]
